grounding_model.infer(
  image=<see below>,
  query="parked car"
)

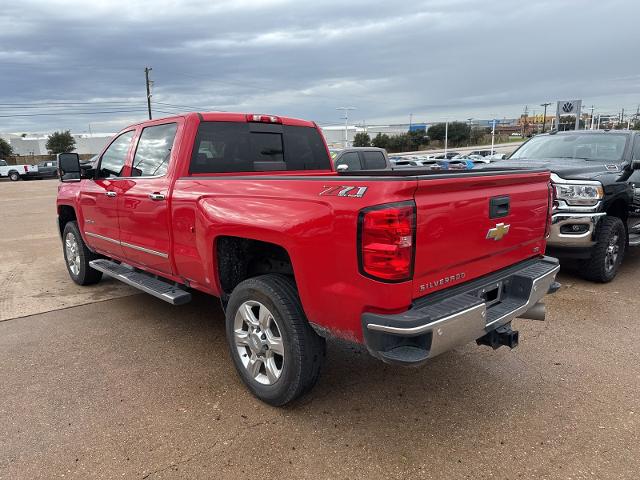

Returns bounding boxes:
[503,130,640,282]
[434,151,460,160]
[56,112,559,405]
[0,159,38,181]
[32,160,58,179]
[331,147,391,171]
[468,149,495,157]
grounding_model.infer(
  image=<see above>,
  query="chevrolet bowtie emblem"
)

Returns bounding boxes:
[486,223,510,241]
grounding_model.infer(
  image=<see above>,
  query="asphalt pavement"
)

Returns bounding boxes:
[0,179,638,479]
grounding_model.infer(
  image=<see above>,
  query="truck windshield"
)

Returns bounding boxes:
[190,122,330,173]
[510,134,628,162]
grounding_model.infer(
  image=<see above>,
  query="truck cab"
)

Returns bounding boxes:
[503,130,640,282]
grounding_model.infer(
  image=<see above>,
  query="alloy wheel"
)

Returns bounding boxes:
[233,300,285,385]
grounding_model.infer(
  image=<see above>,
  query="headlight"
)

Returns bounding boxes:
[554,183,604,206]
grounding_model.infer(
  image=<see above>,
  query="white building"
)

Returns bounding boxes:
[1,133,113,157]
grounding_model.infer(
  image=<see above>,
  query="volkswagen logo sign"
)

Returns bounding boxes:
[562,102,574,113]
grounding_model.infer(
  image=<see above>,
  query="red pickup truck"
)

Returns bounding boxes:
[56,112,559,405]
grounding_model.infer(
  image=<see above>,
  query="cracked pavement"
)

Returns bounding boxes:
[1,179,639,479]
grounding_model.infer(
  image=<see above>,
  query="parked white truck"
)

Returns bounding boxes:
[0,159,38,181]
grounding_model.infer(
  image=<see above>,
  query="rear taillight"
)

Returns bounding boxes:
[545,181,554,238]
[358,202,416,282]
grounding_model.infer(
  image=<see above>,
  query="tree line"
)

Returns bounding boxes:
[352,121,480,153]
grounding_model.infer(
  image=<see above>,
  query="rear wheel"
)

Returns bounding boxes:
[582,216,626,282]
[8,171,20,181]
[62,221,103,285]
[225,274,326,406]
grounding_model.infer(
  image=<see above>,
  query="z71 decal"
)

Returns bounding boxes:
[319,185,368,198]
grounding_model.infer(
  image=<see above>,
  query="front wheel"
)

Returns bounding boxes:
[62,221,103,285]
[225,274,326,406]
[582,216,626,282]
[8,171,20,181]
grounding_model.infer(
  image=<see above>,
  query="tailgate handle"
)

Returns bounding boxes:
[489,196,510,218]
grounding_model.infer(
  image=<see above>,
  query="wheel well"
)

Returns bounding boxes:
[606,199,628,223]
[57,205,77,237]
[216,236,294,294]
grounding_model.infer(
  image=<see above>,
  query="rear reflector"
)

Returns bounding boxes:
[246,114,281,124]
[359,202,416,282]
[545,181,554,238]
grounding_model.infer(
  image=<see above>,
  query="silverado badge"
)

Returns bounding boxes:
[486,223,510,241]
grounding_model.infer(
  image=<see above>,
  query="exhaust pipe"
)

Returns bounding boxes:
[519,302,546,321]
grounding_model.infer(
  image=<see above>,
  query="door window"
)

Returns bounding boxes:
[335,152,362,171]
[131,123,178,177]
[99,131,135,178]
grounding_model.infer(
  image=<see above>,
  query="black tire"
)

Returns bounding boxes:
[225,274,326,406]
[582,216,626,283]
[8,171,20,181]
[62,221,103,285]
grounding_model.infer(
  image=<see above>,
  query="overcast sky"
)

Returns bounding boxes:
[1,0,639,133]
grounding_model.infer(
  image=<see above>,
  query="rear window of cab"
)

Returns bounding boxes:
[190,121,330,173]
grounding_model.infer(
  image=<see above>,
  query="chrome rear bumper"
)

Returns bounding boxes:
[362,256,560,365]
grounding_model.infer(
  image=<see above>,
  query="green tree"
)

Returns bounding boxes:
[427,122,470,146]
[0,138,13,158]
[371,133,390,149]
[407,130,428,150]
[385,134,407,153]
[46,130,76,154]
[353,132,371,147]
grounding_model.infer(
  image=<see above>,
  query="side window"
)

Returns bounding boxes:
[336,152,362,171]
[362,151,387,169]
[99,131,135,178]
[131,123,178,177]
[633,136,640,160]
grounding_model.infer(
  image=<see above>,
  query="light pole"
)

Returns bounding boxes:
[467,118,473,146]
[540,102,551,133]
[490,119,497,155]
[444,120,449,156]
[336,107,356,148]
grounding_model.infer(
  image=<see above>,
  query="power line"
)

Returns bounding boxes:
[0,108,149,118]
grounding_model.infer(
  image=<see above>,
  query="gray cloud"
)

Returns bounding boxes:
[1,0,639,132]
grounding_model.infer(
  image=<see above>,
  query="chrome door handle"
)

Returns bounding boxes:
[148,193,165,201]
[105,191,117,197]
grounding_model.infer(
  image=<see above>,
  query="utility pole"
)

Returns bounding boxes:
[336,107,356,148]
[467,118,473,146]
[145,67,153,120]
[540,102,551,133]
[589,105,595,130]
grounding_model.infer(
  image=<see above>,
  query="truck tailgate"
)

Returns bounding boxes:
[412,170,550,299]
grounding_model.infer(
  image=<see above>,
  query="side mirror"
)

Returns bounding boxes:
[336,163,349,172]
[631,159,640,170]
[57,153,81,181]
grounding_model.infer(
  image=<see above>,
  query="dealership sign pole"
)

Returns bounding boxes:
[555,100,582,131]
